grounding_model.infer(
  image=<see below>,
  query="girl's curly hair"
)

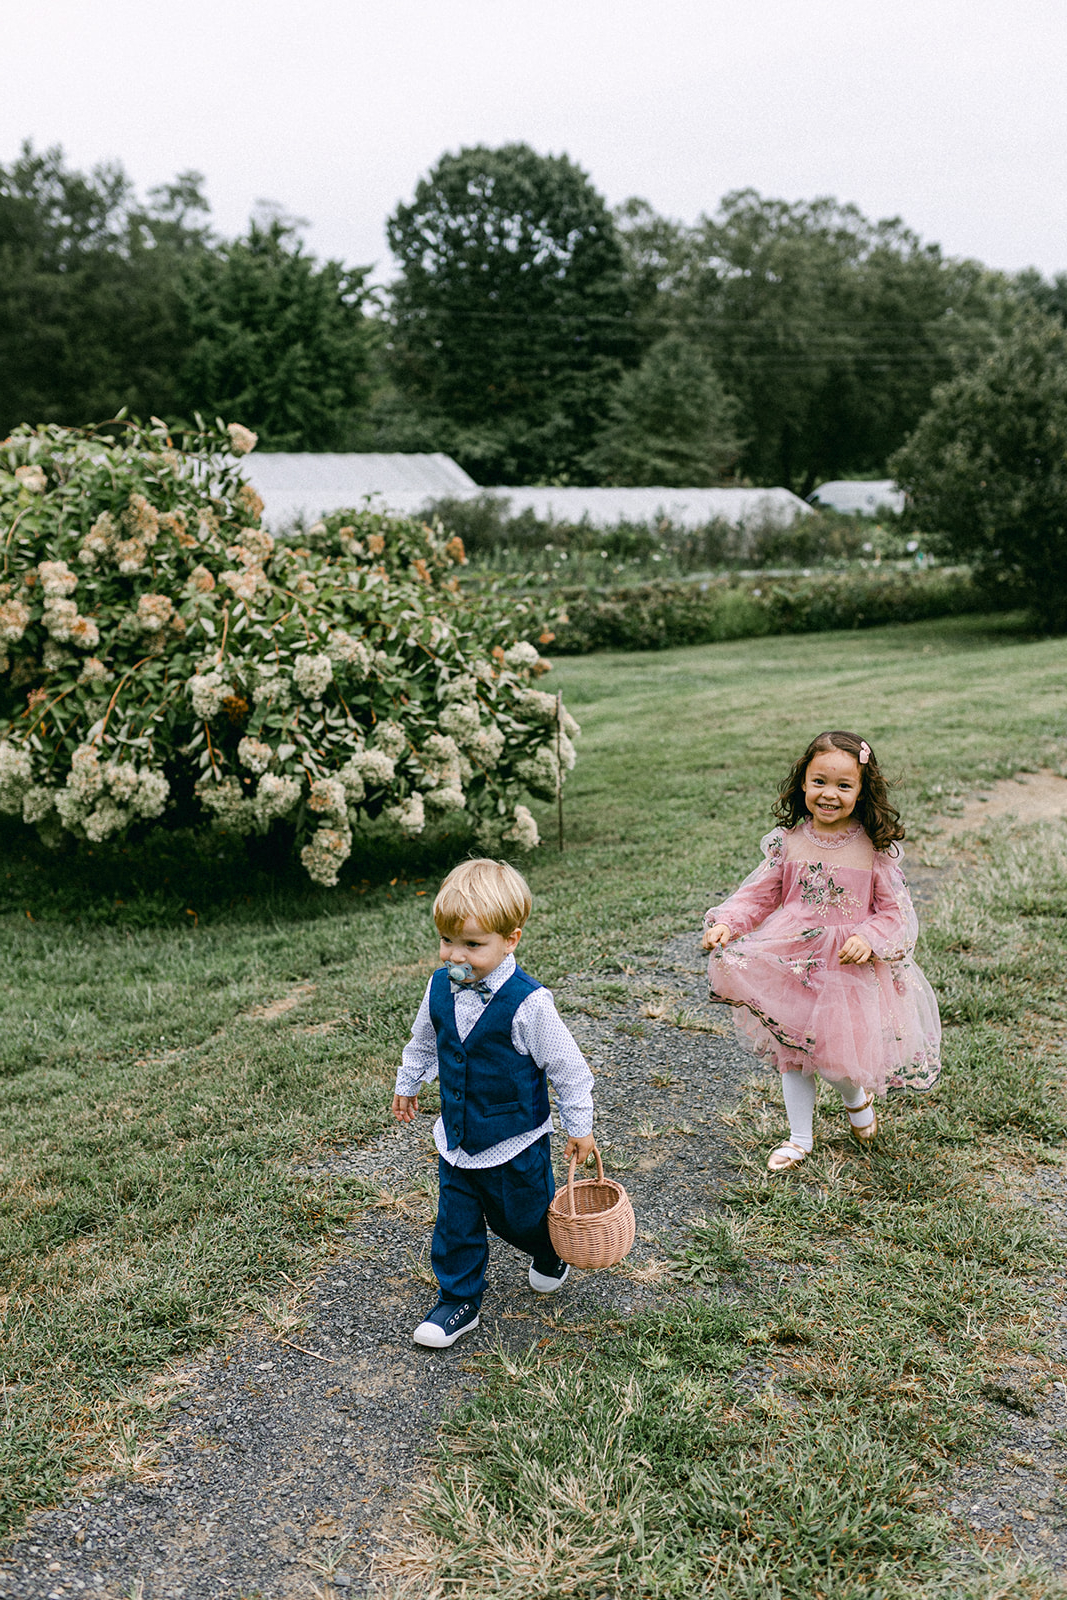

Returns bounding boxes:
[773,730,904,852]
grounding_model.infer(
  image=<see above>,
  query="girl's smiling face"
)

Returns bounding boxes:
[803,749,862,833]
[438,916,521,982]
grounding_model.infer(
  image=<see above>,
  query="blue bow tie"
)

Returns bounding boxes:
[451,977,493,1004]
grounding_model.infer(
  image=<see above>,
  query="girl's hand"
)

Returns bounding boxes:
[702,922,731,951]
[838,935,873,965]
[392,1093,419,1122]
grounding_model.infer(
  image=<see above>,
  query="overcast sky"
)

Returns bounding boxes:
[7,0,1066,281]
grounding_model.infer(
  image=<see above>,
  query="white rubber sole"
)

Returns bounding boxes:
[529,1262,570,1293]
[412,1311,480,1349]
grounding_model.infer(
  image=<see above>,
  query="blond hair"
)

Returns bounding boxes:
[433,859,532,937]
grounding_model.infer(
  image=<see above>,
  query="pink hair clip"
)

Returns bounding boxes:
[858,740,871,765]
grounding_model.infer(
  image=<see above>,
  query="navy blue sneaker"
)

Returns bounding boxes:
[529,1257,570,1293]
[412,1299,480,1349]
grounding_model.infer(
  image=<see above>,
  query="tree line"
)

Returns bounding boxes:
[2,138,1065,496]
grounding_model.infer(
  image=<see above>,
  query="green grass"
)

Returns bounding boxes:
[1,611,1066,1591]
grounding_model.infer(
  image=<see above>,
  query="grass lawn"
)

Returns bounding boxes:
[2,611,1066,1594]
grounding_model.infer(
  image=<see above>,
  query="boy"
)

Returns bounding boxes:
[393,858,595,1348]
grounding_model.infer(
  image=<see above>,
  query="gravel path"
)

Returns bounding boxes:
[2,925,1064,1597]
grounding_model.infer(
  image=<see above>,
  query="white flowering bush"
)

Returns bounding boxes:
[0,420,578,884]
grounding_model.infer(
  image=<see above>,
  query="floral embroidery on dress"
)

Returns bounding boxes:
[788,955,821,987]
[798,862,860,913]
[799,926,824,940]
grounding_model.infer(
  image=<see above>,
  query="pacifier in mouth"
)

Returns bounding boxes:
[446,961,476,984]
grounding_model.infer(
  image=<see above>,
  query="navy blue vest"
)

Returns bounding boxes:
[428,963,549,1155]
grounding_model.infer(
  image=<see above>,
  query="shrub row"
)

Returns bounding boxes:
[425,490,914,572]
[546,565,991,654]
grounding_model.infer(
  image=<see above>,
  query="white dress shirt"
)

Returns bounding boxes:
[395,952,594,1169]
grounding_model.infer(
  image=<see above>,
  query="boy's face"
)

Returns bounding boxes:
[438,916,521,982]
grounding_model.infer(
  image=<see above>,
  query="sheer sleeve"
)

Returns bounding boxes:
[704,828,786,937]
[853,848,918,961]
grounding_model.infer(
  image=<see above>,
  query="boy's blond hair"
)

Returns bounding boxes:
[433,859,532,937]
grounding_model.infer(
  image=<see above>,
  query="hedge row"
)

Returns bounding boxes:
[546,565,990,654]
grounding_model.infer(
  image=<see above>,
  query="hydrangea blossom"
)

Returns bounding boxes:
[345,747,395,786]
[187,671,233,719]
[15,464,46,493]
[439,701,482,744]
[42,598,79,642]
[84,799,129,843]
[237,737,274,774]
[441,673,478,703]
[293,653,333,699]
[37,560,78,597]
[104,763,141,804]
[308,777,348,819]
[504,804,540,851]
[185,565,216,595]
[78,657,112,687]
[194,775,256,833]
[301,825,352,887]
[134,770,170,818]
[516,745,560,798]
[326,629,374,675]
[425,785,466,811]
[0,598,30,643]
[373,720,408,759]
[504,640,540,669]
[513,689,559,725]
[22,785,54,825]
[251,667,292,708]
[137,594,174,632]
[468,724,506,768]
[69,615,100,650]
[385,792,426,835]
[254,773,301,825]
[337,759,366,803]
[227,423,258,455]
[0,741,33,813]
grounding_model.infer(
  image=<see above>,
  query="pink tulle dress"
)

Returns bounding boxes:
[705,821,941,1095]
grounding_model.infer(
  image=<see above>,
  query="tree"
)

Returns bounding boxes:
[385,144,638,483]
[0,144,377,451]
[175,212,376,450]
[620,189,996,492]
[584,334,742,485]
[890,312,1067,627]
[0,143,209,432]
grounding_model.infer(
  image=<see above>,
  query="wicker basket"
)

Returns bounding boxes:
[547,1144,636,1269]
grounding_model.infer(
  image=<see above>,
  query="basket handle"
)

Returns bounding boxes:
[565,1142,605,1218]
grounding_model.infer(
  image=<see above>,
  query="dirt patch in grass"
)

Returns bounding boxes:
[930,768,1067,840]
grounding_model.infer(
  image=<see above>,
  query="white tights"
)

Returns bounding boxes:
[780,1069,873,1152]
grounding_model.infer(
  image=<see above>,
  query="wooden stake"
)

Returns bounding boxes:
[556,691,564,853]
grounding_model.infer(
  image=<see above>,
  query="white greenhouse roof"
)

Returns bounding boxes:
[240,454,812,532]
[808,480,905,517]
[468,485,812,530]
[243,452,477,529]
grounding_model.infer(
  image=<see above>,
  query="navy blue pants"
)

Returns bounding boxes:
[432,1134,557,1307]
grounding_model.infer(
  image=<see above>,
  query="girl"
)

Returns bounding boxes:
[703,731,941,1171]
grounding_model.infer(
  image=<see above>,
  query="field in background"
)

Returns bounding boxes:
[1,612,1065,1580]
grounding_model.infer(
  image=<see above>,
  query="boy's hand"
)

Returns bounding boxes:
[392,1093,419,1122]
[564,1133,597,1166]
[702,921,731,951]
[838,935,873,965]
